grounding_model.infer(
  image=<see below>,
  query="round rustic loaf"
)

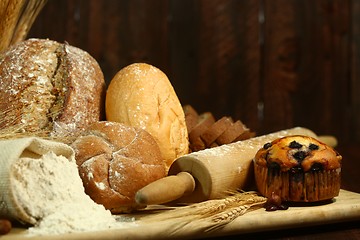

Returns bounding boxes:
[105,63,189,171]
[71,121,167,213]
[0,38,106,136]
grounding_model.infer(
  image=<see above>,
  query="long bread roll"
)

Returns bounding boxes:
[136,127,335,204]
[105,63,189,171]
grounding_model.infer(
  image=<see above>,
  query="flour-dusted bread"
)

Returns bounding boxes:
[71,121,167,213]
[105,63,189,171]
[0,38,106,136]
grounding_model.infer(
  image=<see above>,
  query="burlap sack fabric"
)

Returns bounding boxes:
[0,137,74,225]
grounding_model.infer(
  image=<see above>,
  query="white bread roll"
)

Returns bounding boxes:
[105,63,189,170]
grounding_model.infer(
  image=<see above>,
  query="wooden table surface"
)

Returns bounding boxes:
[211,144,360,240]
[2,144,359,240]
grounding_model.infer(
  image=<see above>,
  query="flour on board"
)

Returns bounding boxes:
[11,151,135,236]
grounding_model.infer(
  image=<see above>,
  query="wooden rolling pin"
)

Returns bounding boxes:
[135,127,337,205]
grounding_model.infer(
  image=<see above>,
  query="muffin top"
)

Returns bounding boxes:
[254,135,342,172]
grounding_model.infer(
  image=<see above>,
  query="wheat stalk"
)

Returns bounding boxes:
[0,0,47,52]
[0,104,79,144]
[10,0,47,46]
[205,201,263,232]
[139,191,267,232]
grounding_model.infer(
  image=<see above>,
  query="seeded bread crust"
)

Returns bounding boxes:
[0,38,106,135]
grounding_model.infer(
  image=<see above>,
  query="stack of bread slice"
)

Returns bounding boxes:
[183,105,255,152]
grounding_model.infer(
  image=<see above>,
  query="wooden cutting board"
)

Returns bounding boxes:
[3,189,360,240]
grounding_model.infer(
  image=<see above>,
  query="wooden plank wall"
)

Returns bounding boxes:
[28,0,359,146]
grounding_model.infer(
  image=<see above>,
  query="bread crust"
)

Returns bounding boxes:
[105,63,189,170]
[0,38,106,135]
[71,121,167,213]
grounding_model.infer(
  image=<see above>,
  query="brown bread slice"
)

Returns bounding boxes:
[189,112,215,151]
[183,105,199,133]
[216,120,248,145]
[200,116,233,147]
[235,130,256,141]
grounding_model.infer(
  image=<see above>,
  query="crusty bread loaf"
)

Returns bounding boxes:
[105,63,189,171]
[71,121,167,213]
[0,38,106,136]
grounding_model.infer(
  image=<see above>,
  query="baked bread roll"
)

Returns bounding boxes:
[71,121,167,213]
[0,38,106,136]
[105,63,189,170]
[254,135,342,202]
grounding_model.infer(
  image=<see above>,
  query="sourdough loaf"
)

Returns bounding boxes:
[0,38,106,136]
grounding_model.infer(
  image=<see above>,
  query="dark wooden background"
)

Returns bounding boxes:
[28,0,360,149]
[19,1,360,238]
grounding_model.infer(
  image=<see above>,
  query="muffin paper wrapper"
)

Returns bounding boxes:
[255,165,341,202]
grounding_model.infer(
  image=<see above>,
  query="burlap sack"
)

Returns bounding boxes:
[0,137,74,224]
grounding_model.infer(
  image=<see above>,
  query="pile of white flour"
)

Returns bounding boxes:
[11,151,135,236]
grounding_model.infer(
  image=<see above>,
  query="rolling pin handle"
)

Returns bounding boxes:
[135,172,196,205]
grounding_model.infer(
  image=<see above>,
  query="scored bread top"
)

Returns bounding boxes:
[0,38,106,134]
[254,135,342,172]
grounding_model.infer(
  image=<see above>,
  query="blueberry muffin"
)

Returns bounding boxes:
[254,135,342,202]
